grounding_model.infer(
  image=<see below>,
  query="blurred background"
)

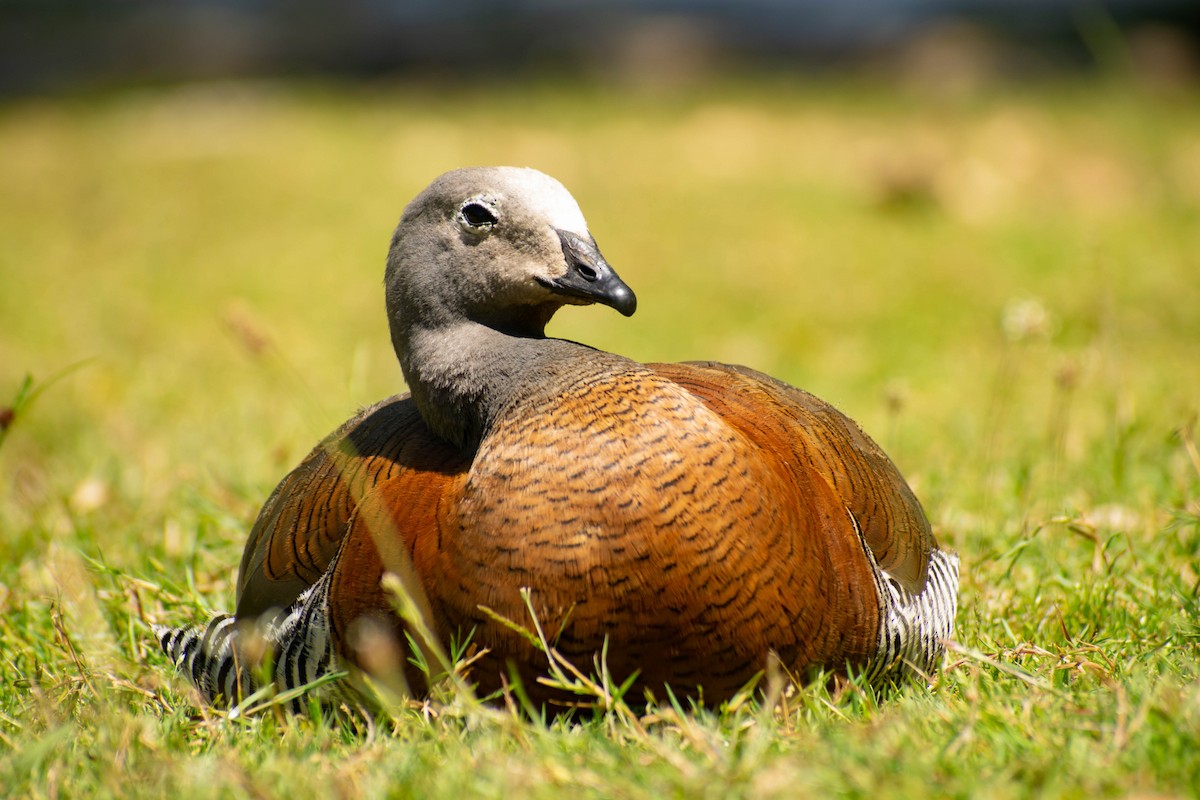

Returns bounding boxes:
[2,0,1199,95]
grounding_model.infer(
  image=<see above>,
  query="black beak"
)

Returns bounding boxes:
[542,229,637,317]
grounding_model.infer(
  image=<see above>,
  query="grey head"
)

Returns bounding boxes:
[385,166,636,347]
[384,167,638,448]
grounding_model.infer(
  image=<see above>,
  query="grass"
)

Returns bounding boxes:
[2,74,1199,797]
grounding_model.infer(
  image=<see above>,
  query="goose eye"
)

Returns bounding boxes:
[457,200,499,233]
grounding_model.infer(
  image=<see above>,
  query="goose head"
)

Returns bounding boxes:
[384,167,636,348]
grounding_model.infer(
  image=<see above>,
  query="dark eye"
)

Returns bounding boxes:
[459,201,498,231]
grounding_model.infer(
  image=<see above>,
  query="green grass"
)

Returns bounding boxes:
[2,76,1199,798]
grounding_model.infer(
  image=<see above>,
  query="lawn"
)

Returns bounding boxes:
[1,76,1198,798]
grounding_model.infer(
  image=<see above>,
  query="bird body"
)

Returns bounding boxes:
[156,167,958,710]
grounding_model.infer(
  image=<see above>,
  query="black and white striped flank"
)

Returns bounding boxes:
[850,510,960,685]
[154,572,346,713]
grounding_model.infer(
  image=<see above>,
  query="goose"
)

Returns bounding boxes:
[155,166,958,710]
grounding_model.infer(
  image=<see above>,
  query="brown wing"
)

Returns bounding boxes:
[234,395,467,620]
[648,361,934,594]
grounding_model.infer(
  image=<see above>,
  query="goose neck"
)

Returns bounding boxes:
[398,322,555,450]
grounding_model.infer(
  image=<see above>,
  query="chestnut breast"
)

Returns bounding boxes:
[416,365,881,699]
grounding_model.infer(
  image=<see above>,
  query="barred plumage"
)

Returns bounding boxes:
[856,506,960,683]
[154,574,345,713]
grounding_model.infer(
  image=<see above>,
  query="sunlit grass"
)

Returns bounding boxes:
[1,76,1198,797]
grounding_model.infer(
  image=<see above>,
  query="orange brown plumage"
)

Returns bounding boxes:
[155,167,958,711]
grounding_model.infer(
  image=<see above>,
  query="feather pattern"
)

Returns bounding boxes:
[154,167,960,711]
